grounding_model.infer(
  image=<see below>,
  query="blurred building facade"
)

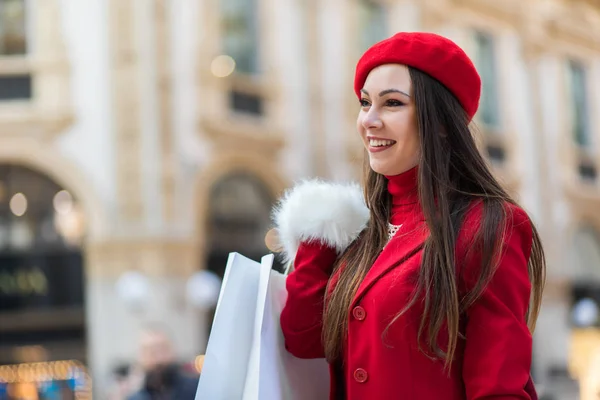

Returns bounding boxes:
[0,0,599,398]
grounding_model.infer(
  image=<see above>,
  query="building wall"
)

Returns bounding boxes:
[1,0,599,397]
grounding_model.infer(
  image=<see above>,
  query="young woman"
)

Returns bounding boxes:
[275,32,545,399]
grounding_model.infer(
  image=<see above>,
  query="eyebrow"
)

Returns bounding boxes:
[360,88,411,98]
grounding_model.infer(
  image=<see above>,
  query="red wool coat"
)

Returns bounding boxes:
[279,171,537,400]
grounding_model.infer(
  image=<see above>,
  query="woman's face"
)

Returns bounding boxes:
[357,64,420,176]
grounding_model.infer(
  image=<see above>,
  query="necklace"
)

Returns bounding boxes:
[385,223,402,248]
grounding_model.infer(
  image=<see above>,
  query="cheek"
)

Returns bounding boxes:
[404,132,420,160]
[409,129,420,151]
[393,120,420,156]
[391,116,416,142]
[408,114,419,149]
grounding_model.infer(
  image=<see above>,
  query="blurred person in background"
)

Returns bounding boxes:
[127,325,198,400]
[107,363,143,400]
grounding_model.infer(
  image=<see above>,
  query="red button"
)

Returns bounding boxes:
[354,368,368,383]
[352,306,366,321]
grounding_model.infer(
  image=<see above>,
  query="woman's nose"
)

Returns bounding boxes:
[362,109,383,130]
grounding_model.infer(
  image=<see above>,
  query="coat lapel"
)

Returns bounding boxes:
[351,224,428,307]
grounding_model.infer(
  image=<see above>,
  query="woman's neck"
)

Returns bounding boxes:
[385,166,420,225]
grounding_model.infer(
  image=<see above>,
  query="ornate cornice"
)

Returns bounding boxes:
[0,106,74,140]
[450,0,524,26]
[564,180,600,211]
[522,0,600,53]
[199,115,286,153]
[199,70,281,101]
[86,238,197,279]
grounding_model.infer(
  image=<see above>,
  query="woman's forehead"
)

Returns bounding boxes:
[362,64,412,94]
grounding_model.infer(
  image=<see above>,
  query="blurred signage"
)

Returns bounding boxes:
[0,252,84,312]
[0,267,48,296]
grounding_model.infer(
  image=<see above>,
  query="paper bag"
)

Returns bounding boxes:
[196,253,262,400]
[243,254,330,400]
[196,253,329,400]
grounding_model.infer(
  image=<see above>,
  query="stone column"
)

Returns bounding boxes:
[32,0,74,133]
[109,0,144,225]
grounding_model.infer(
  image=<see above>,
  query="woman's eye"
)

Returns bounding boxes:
[359,99,371,107]
[386,99,404,107]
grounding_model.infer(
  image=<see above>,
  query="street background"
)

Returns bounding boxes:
[0,0,599,398]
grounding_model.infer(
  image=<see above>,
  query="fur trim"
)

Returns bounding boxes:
[273,180,370,263]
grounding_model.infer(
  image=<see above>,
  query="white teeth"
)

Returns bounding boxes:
[369,139,395,147]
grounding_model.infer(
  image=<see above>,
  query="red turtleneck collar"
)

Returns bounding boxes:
[385,166,421,225]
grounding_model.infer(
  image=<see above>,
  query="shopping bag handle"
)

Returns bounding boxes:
[283,260,294,276]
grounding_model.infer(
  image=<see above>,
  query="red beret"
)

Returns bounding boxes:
[354,32,481,120]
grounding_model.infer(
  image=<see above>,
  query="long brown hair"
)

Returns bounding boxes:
[322,67,546,370]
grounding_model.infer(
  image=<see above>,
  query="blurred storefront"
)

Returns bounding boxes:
[0,0,599,398]
[0,165,86,363]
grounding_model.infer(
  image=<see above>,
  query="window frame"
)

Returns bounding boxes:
[356,0,388,53]
[563,58,597,184]
[0,0,30,56]
[0,0,74,137]
[0,0,33,103]
[219,0,261,77]
[472,29,501,131]
[197,0,284,146]
[566,59,593,151]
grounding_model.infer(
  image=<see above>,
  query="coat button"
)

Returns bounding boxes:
[354,368,368,383]
[352,306,366,321]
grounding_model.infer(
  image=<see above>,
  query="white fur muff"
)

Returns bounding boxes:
[272,180,370,263]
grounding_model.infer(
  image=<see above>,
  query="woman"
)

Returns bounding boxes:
[275,32,545,399]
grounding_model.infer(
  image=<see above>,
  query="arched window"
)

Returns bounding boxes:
[0,164,86,364]
[206,172,275,277]
[204,173,277,336]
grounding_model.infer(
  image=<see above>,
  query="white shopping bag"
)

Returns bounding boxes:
[196,252,329,400]
[196,253,262,400]
[243,255,329,400]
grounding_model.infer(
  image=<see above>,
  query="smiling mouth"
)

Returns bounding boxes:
[368,139,396,151]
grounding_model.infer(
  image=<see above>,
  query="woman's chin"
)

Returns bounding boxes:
[370,160,416,177]
[369,161,394,176]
